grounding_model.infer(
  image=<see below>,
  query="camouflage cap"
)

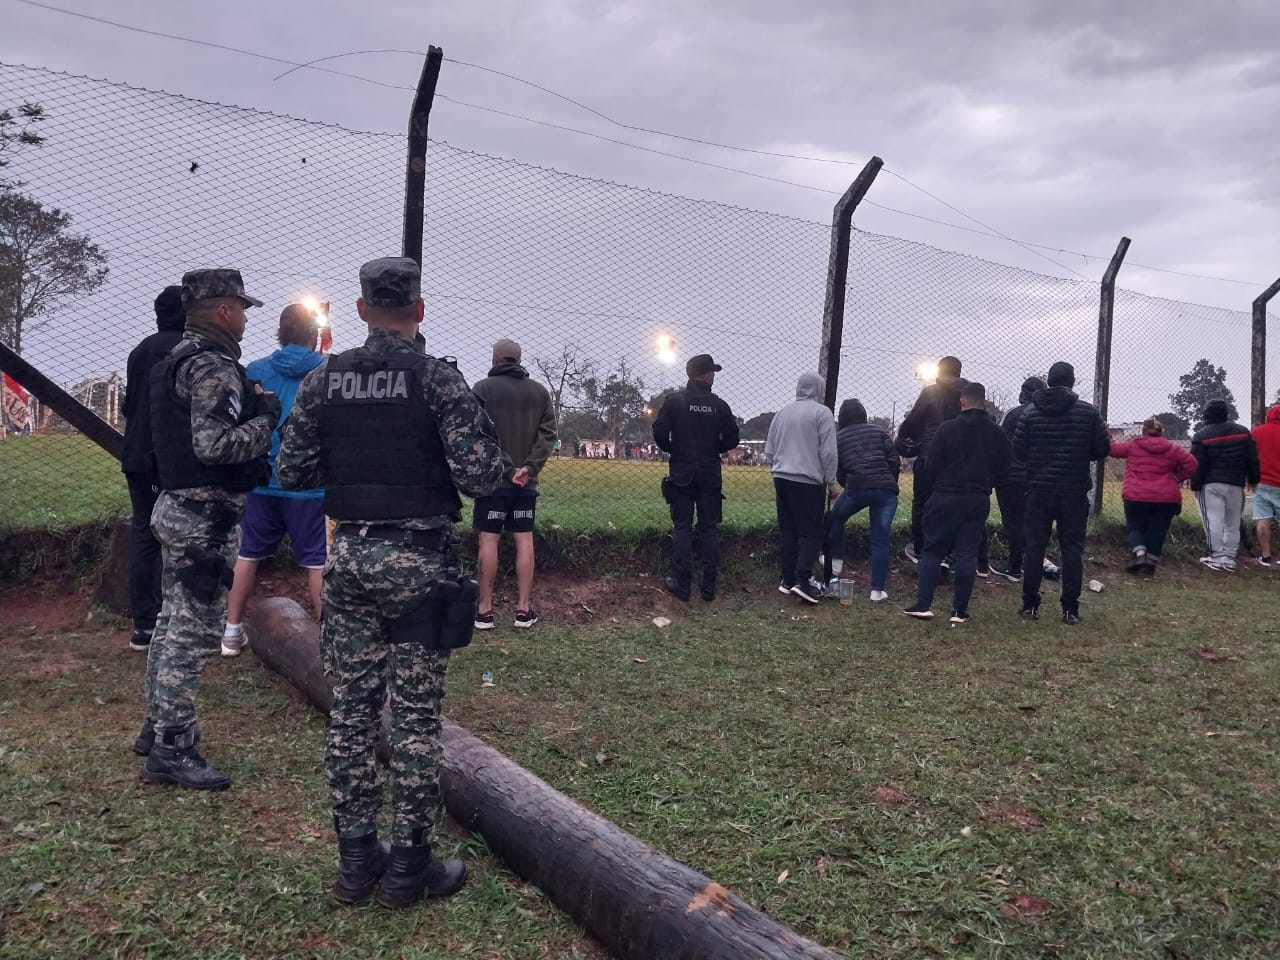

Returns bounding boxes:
[180,268,263,308]
[360,257,421,308]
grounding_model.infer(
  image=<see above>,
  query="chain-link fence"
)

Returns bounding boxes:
[0,62,1274,538]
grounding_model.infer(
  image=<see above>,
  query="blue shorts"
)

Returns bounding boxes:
[238,493,327,567]
[1253,484,1280,521]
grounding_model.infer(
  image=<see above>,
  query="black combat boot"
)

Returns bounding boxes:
[133,720,200,757]
[139,726,229,791]
[375,845,468,909]
[332,832,386,904]
[133,719,155,757]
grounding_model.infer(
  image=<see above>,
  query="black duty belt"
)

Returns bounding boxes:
[171,494,238,524]
[334,523,447,550]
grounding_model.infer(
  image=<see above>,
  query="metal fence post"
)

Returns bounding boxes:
[401,46,444,267]
[1250,277,1280,426]
[1092,236,1130,516]
[818,156,883,411]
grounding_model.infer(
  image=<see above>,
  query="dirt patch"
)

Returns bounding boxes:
[871,784,914,808]
[981,801,1044,831]
[22,655,85,681]
[0,584,89,634]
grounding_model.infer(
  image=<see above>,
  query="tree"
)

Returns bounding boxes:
[579,359,646,446]
[0,102,45,187]
[1169,359,1237,424]
[1153,412,1189,441]
[0,191,109,354]
[557,408,607,450]
[739,411,775,441]
[531,344,594,428]
[644,387,681,419]
[868,415,893,432]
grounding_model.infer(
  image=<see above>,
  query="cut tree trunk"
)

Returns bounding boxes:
[247,597,841,960]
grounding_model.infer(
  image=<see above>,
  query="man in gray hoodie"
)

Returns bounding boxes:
[765,372,839,603]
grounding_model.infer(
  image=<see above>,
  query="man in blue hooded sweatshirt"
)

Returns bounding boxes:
[222,303,327,653]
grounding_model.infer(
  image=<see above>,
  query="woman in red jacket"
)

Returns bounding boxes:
[1111,418,1198,574]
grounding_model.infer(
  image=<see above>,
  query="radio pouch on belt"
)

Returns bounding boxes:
[388,577,479,650]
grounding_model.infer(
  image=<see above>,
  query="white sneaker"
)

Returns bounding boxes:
[221,625,247,658]
[870,590,889,603]
[1198,556,1223,571]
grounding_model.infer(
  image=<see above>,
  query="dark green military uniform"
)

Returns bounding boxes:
[278,258,503,853]
[138,269,278,790]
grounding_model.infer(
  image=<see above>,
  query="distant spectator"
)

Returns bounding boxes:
[826,399,899,602]
[896,356,964,565]
[471,339,557,629]
[1110,417,1197,575]
[1191,398,1259,572]
[903,382,1010,623]
[653,354,739,602]
[766,373,839,604]
[1251,404,1280,567]
[1013,361,1109,625]
[120,286,186,653]
[222,304,326,656]
[989,376,1045,583]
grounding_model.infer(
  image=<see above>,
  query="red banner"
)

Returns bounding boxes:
[2,374,32,433]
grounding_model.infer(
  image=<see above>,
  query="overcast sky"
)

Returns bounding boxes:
[3,0,1278,421]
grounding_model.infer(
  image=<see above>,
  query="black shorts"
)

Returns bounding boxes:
[473,491,538,533]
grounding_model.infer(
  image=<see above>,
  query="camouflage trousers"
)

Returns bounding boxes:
[321,530,456,846]
[143,492,241,744]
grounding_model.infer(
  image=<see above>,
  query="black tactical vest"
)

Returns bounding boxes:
[319,349,461,521]
[149,339,268,494]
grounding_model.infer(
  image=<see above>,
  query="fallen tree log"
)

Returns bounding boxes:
[247,597,842,960]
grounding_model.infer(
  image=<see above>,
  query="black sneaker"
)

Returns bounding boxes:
[474,611,495,630]
[777,581,794,595]
[902,605,934,620]
[949,610,970,624]
[1061,610,1082,626]
[1042,561,1061,581]
[790,578,823,604]
[991,563,1023,583]
[1258,556,1273,568]
[903,544,919,565]
[663,577,691,602]
[1019,604,1040,621]
[975,564,990,579]
[514,608,540,628]
[140,744,231,791]
[129,629,152,652]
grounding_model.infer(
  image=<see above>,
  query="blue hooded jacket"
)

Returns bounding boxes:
[245,345,325,498]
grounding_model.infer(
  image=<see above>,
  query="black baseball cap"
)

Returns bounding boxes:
[686,354,722,376]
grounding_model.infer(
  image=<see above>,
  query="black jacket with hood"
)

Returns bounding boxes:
[835,400,898,492]
[121,287,186,474]
[923,407,1012,496]
[1190,399,1260,490]
[1012,386,1110,494]
[896,375,964,458]
[999,376,1047,488]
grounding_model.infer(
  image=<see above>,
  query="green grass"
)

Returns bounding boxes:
[0,592,606,960]
[2,558,1277,958]
[0,435,130,533]
[1,435,1186,538]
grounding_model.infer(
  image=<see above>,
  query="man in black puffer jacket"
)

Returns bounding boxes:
[1013,362,1110,625]
[120,286,187,652]
[1191,398,1259,571]
[826,399,899,601]
[990,376,1046,582]
[896,356,965,562]
[903,382,1010,623]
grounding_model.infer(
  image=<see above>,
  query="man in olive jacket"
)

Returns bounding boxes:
[471,339,557,629]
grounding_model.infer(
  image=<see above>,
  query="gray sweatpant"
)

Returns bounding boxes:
[1197,482,1244,567]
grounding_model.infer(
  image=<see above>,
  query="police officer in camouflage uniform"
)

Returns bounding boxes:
[135,269,280,791]
[277,257,503,909]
